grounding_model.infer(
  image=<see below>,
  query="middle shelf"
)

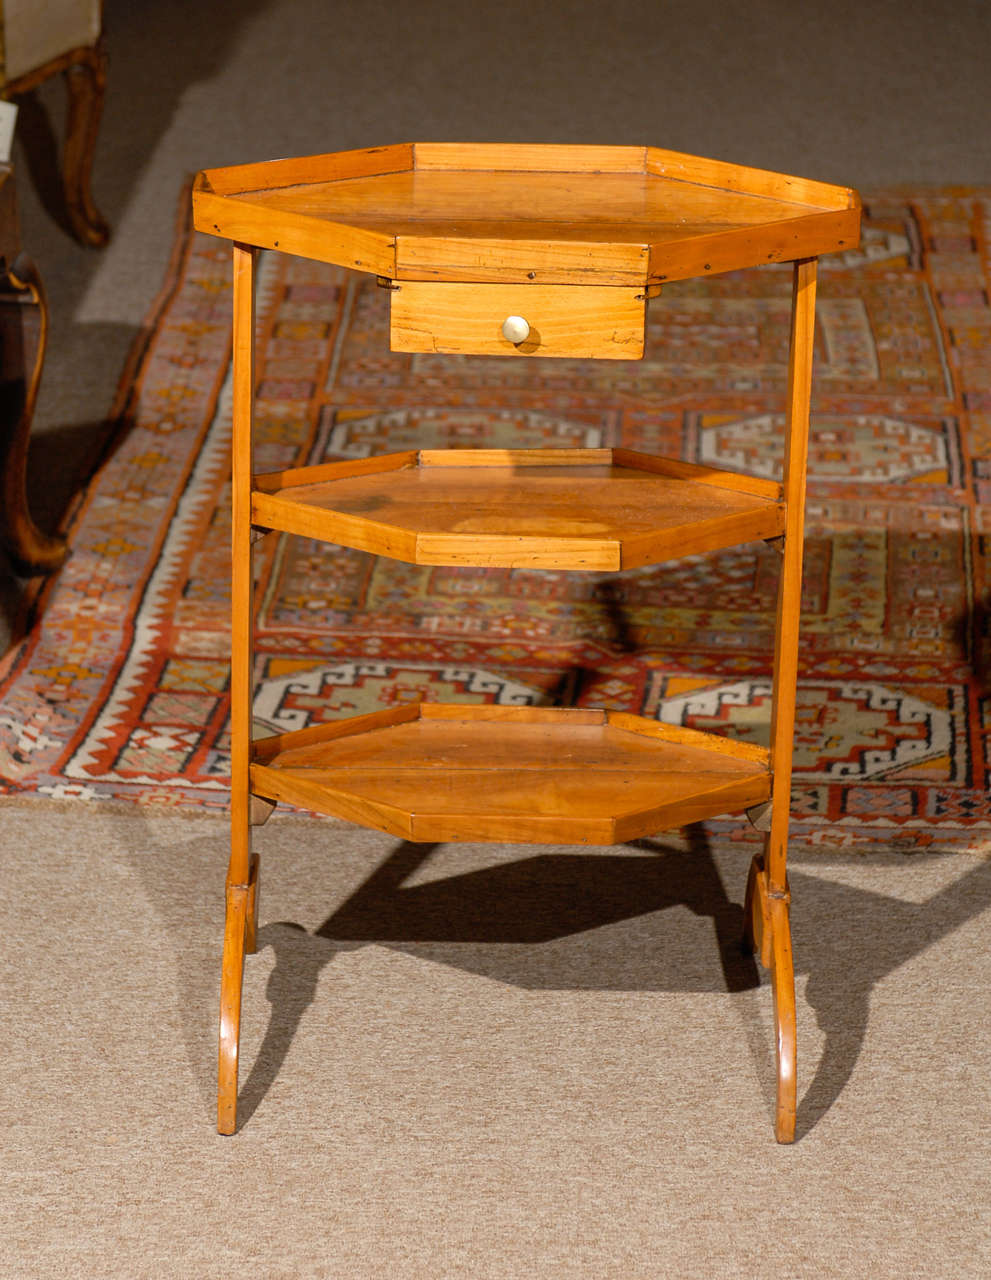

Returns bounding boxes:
[251,447,785,570]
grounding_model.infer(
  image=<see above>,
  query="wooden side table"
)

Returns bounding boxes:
[193,144,861,1143]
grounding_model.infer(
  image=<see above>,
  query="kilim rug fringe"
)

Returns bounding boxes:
[2,186,991,853]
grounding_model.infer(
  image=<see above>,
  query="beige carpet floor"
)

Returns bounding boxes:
[3,802,991,1277]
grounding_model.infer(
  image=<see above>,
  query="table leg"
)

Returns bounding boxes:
[744,257,817,1143]
[218,243,258,1134]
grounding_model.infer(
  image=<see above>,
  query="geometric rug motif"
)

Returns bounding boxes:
[656,679,965,783]
[696,412,962,486]
[2,186,991,854]
[251,661,545,735]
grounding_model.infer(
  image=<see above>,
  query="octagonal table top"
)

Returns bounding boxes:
[193,142,860,285]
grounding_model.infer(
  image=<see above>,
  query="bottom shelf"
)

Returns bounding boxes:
[249,704,770,845]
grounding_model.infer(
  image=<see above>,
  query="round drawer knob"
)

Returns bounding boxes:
[501,315,530,344]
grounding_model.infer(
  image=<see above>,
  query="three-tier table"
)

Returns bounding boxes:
[192,143,860,1142]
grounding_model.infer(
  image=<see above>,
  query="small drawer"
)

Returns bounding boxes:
[390,281,646,360]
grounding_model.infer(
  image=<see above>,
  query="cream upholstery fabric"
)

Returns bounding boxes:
[3,0,101,83]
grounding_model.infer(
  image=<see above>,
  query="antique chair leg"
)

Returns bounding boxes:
[0,252,68,573]
[62,45,110,248]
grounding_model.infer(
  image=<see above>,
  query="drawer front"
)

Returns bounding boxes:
[390,282,646,360]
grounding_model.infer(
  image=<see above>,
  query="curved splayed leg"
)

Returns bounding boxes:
[746,257,815,1144]
[218,880,249,1135]
[742,851,797,1143]
[769,892,797,1143]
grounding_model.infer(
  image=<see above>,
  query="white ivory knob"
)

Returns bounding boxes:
[501,315,530,344]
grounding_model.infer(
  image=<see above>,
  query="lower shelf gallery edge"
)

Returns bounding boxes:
[248,703,771,845]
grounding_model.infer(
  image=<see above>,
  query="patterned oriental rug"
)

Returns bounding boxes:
[2,188,990,853]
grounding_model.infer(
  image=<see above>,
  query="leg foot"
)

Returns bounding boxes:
[769,892,797,1142]
[218,881,249,1135]
[743,853,797,1143]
